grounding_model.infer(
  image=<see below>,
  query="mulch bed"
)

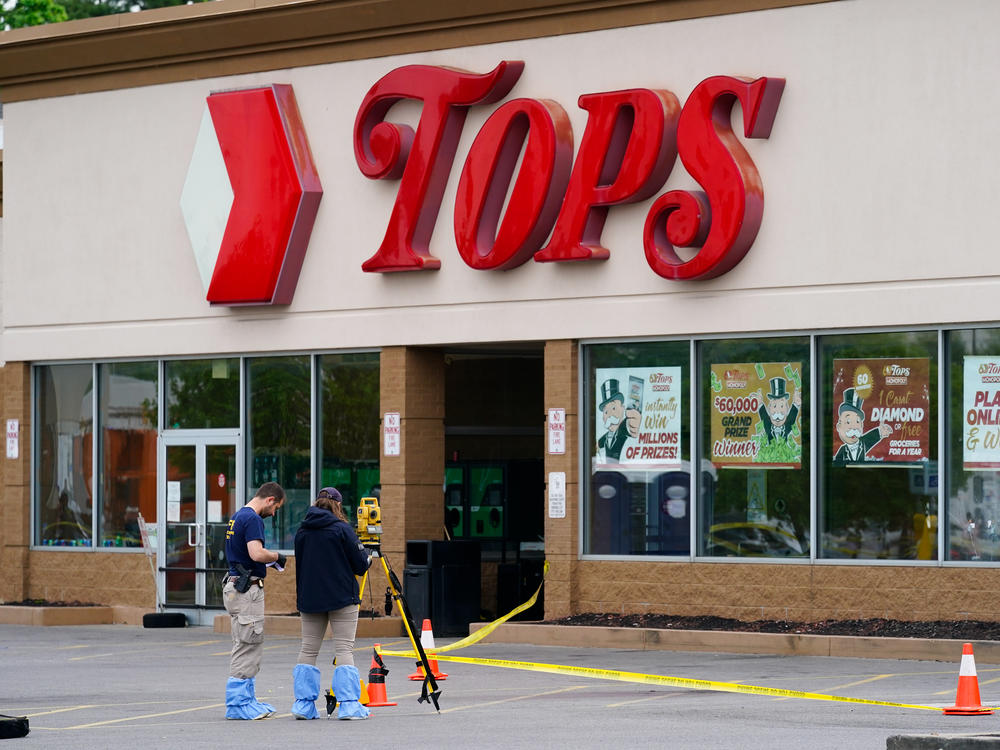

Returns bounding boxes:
[542,613,1000,640]
[8,600,996,640]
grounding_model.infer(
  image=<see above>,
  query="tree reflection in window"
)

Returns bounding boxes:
[946,328,1000,561]
[318,353,380,521]
[248,355,310,550]
[35,364,94,546]
[165,358,239,430]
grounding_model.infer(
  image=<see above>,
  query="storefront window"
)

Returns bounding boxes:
[317,352,380,520]
[584,341,690,555]
[35,364,94,546]
[247,355,311,550]
[946,328,1000,561]
[164,358,239,429]
[818,331,938,559]
[698,337,810,557]
[99,362,158,547]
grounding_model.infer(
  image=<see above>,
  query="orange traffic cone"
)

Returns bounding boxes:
[943,643,993,715]
[408,618,448,681]
[366,645,397,707]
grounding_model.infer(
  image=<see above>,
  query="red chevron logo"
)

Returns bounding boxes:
[181,84,322,306]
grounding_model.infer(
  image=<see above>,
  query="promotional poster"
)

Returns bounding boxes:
[709,362,803,468]
[831,357,930,464]
[964,356,1000,469]
[594,367,682,470]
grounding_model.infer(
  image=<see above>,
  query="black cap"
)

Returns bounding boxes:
[317,487,342,503]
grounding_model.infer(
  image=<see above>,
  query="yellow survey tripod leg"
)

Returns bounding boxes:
[358,549,441,712]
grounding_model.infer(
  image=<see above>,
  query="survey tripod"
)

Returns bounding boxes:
[358,543,442,712]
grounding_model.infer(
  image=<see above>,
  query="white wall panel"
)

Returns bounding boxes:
[3,0,999,360]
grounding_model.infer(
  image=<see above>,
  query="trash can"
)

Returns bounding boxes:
[403,540,480,637]
[496,559,545,621]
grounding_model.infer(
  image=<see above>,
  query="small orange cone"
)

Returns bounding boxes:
[944,643,993,715]
[408,618,448,681]
[366,645,397,707]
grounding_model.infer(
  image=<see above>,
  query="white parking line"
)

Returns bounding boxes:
[63,703,226,730]
[25,705,97,717]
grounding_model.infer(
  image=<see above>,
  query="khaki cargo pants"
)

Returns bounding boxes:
[223,580,265,679]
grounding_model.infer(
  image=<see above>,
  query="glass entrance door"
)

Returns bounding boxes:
[160,436,240,625]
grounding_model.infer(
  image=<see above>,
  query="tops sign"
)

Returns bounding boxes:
[182,85,323,306]
[354,61,784,279]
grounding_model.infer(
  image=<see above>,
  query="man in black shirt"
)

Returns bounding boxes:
[222,482,286,720]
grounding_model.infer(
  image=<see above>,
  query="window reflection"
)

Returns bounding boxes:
[99,361,157,547]
[36,364,94,546]
[698,337,811,558]
[584,341,691,555]
[946,328,1000,561]
[819,331,938,559]
[318,353,380,521]
[165,358,239,429]
[248,355,311,550]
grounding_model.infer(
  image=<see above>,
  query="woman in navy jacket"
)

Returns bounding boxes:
[290,487,372,719]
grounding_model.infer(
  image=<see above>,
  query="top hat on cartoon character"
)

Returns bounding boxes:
[838,387,865,417]
[599,379,625,410]
[766,377,790,400]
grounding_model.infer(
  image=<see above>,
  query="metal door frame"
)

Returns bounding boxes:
[158,430,242,626]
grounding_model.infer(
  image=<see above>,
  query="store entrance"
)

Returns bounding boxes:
[443,347,545,620]
[158,433,241,625]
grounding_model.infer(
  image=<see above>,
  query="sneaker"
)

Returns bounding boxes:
[252,710,274,720]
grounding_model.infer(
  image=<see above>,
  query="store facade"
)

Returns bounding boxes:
[3,0,1000,625]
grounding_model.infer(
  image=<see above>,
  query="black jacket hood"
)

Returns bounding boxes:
[299,505,343,530]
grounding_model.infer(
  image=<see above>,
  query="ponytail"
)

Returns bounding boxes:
[315,494,349,523]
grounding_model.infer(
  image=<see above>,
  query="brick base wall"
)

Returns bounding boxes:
[26,550,154,606]
[0,363,31,603]
[573,560,1000,622]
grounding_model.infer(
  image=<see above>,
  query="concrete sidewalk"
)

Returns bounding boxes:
[4,604,997,664]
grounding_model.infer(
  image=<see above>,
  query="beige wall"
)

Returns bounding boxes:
[6,1,994,365]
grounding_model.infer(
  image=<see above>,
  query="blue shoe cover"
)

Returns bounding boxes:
[291,664,320,720]
[225,677,276,720]
[334,665,371,720]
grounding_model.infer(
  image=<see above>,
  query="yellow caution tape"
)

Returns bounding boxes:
[416,653,947,712]
[379,558,957,712]
[380,560,549,658]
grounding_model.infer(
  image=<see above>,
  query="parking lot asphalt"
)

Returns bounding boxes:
[1,623,999,749]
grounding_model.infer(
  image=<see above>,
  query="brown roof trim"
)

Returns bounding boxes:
[0,0,837,102]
